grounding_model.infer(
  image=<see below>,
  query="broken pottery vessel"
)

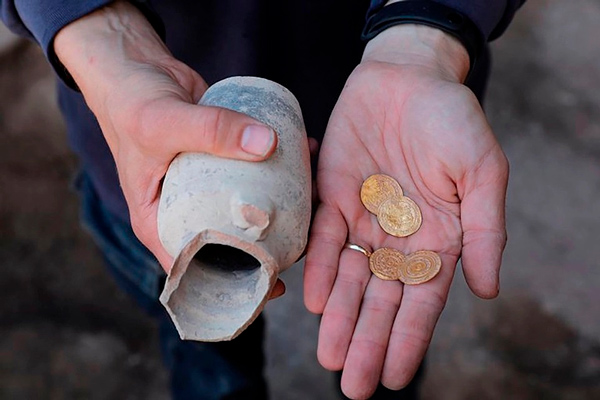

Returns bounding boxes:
[158,76,311,342]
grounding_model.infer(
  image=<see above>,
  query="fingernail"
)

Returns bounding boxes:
[241,124,275,156]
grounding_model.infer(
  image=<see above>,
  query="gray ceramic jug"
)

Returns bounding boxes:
[157,76,311,341]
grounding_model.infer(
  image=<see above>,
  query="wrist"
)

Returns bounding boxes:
[362,23,470,83]
[54,1,171,96]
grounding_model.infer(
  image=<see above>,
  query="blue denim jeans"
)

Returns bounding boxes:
[75,172,268,400]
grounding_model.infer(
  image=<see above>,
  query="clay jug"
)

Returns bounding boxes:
[157,76,311,341]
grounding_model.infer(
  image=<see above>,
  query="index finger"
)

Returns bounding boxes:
[303,204,347,314]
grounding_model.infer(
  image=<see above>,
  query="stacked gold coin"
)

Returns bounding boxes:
[368,248,441,285]
[358,174,441,284]
[360,174,422,237]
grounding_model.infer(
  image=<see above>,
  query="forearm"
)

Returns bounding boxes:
[54,1,170,107]
[1,0,165,88]
[367,0,527,41]
[362,0,527,85]
[362,24,470,83]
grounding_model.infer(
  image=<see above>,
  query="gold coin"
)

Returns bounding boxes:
[398,250,441,285]
[360,174,403,215]
[369,247,405,281]
[376,196,422,237]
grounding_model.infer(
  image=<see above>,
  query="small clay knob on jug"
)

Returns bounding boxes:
[157,76,311,341]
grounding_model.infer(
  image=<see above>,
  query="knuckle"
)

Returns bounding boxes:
[463,228,507,250]
[361,294,401,316]
[199,107,229,153]
[410,287,446,317]
[391,329,430,356]
[350,336,388,354]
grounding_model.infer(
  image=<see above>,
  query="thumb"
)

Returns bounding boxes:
[460,151,509,299]
[162,102,278,161]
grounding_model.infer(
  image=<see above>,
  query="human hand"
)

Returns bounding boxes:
[304,24,508,399]
[53,2,277,272]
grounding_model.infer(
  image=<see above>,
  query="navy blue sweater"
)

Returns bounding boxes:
[1,0,525,223]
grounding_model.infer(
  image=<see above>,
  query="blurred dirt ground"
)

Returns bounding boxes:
[1,1,599,399]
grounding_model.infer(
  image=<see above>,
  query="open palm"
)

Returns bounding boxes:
[304,59,508,399]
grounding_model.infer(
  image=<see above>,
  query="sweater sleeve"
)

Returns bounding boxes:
[0,0,165,88]
[367,0,527,41]
[1,1,113,57]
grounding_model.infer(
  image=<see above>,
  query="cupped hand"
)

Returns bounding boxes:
[54,2,277,272]
[304,25,508,399]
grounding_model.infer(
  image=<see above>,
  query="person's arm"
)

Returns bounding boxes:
[0,0,164,88]
[53,1,279,271]
[304,1,524,398]
[367,0,527,41]
[2,1,278,272]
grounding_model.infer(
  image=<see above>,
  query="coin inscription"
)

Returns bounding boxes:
[369,247,404,280]
[376,196,422,237]
[360,174,403,214]
[398,250,442,285]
